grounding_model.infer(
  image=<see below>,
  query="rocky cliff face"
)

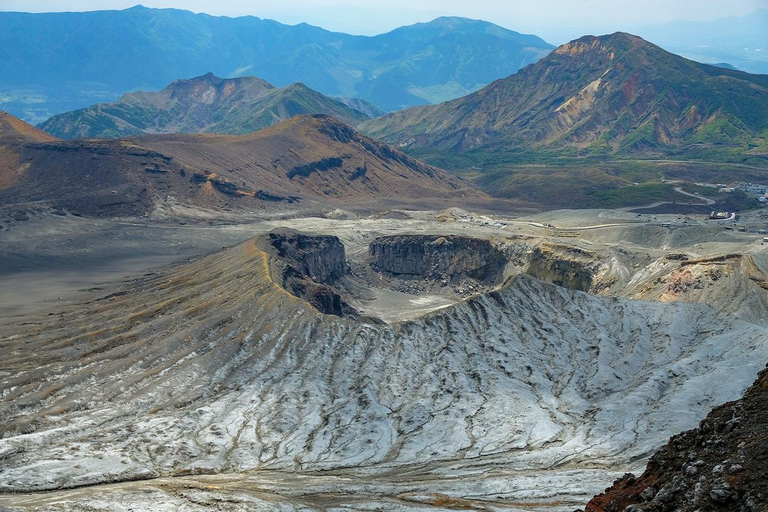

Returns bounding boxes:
[364,235,606,298]
[267,230,348,283]
[369,235,508,284]
[585,365,768,512]
[261,230,356,317]
[526,245,596,292]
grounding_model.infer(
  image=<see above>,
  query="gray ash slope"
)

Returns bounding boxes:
[586,364,768,512]
[1,231,768,500]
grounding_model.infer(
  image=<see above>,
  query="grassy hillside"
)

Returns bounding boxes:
[38,74,373,139]
[363,33,768,158]
[362,33,768,207]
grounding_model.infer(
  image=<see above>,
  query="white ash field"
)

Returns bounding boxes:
[2,207,768,511]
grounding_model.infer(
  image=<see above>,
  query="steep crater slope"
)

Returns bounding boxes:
[619,252,768,326]
[370,235,506,279]
[258,229,359,318]
[359,234,603,297]
[364,234,512,297]
[1,235,767,496]
[257,232,608,319]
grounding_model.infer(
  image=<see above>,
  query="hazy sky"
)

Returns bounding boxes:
[1,0,766,42]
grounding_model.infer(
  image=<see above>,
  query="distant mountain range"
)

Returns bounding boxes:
[38,73,376,139]
[363,32,768,158]
[0,111,482,217]
[0,6,553,123]
[637,9,768,75]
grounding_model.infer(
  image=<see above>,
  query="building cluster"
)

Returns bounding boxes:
[736,183,768,201]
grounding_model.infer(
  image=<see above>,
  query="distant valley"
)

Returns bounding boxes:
[635,9,768,75]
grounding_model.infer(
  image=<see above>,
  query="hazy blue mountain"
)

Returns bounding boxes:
[333,97,387,119]
[636,9,768,75]
[0,6,553,123]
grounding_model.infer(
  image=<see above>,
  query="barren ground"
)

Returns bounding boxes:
[2,206,768,511]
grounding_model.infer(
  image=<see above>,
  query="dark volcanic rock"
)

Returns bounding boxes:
[526,247,594,292]
[286,156,345,180]
[255,190,299,203]
[267,230,348,284]
[584,364,768,512]
[260,229,356,318]
[369,235,507,284]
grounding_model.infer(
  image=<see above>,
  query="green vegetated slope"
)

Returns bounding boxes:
[362,33,768,207]
[38,73,373,139]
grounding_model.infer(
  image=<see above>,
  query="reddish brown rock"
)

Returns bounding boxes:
[585,365,768,512]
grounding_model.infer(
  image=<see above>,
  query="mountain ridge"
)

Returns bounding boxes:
[38,73,374,139]
[0,111,483,217]
[361,32,768,157]
[0,7,554,121]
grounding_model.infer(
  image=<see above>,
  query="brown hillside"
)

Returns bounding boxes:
[0,111,58,144]
[0,113,483,217]
[0,111,58,190]
[138,114,477,203]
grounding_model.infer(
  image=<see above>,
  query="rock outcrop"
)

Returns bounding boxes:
[260,229,356,317]
[525,245,596,292]
[363,235,606,297]
[585,364,768,512]
[266,230,349,284]
[369,235,508,284]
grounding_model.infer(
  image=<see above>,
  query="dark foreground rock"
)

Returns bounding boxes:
[585,365,768,512]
